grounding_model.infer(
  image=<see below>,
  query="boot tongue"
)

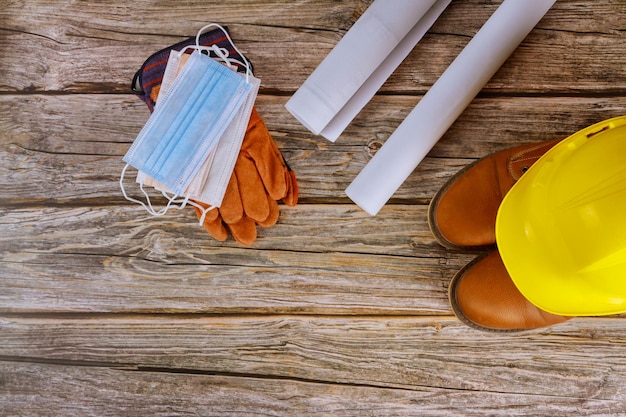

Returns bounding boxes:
[507,138,561,182]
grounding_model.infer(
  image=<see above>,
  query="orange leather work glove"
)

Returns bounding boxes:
[193,107,298,245]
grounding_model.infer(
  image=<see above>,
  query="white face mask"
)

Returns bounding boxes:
[186,70,260,208]
[122,24,258,223]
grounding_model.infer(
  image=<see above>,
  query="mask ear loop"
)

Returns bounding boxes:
[121,164,196,217]
[121,163,163,215]
[177,45,240,74]
[159,192,216,225]
[184,200,216,225]
[204,46,248,74]
[151,188,216,225]
[195,23,252,83]
[210,46,238,72]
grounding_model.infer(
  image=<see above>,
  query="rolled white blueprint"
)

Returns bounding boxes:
[285,0,446,141]
[345,0,558,216]
[318,0,452,142]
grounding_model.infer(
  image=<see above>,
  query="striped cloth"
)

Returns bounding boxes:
[131,26,251,111]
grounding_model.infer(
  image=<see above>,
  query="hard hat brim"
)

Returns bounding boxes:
[496,116,626,316]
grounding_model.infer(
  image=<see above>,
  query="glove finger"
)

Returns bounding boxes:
[201,215,229,242]
[242,108,289,201]
[149,85,161,108]
[258,198,280,228]
[235,155,270,223]
[220,171,244,224]
[227,215,257,246]
[282,169,299,207]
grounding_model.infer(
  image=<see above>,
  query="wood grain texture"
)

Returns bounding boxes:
[2,94,625,204]
[1,0,624,93]
[2,361,621,417]
[1,316,625,402]
[0,204,467,314]
[1,0,626,415]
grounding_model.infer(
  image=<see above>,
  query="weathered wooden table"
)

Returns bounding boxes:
[1,1,625,415]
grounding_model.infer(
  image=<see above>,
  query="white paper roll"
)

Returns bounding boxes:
[346,0,558,216]
[285,0,441,139]
[318,0,452,142]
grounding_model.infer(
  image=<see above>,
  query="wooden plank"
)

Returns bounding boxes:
[0,204,470,314]
[0,204,441,257]
[1,316,625,404]
[0,1,624,416]
[2,361,621,417]
[0,1,624,93]
[2,94,625,204]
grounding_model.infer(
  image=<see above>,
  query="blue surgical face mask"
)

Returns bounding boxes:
[133,48,260,223]
[123,49,252,196]
[187,74,260,208]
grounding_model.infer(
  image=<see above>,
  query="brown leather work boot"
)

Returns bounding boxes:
[428,139,561,250]
[449,251,572,331]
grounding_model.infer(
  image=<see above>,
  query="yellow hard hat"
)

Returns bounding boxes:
[496,115,626,316]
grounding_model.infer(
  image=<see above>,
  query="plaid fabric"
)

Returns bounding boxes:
[131,26,252,111]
